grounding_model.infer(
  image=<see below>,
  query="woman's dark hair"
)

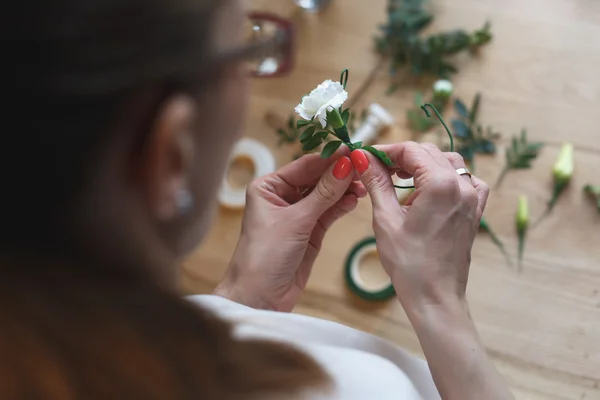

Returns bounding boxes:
[5,0,222,249]
[1,0,328,397]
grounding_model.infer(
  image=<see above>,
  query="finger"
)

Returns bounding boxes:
[298,156,355,217]
[300,194,359,280]
[420,142,455,170]
[300,181,366,200]
[348,181,367,198]
[370,142,453,188]
[274,146,350,188]
[309,194,359,251]
[444,152,472,184]
[350,149,401,213]
[471,175,490,217]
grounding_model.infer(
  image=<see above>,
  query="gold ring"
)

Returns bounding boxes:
[456,167,472,178]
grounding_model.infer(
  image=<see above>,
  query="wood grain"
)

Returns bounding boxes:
[182,1,600,398]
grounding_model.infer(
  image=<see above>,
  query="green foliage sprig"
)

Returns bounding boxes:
[295,70,396,166]
[451,94,502,167]
[495,129,544,188]
[407,80,451,132]
[375,0,492,94]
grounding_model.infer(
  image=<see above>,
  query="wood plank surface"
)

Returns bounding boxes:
[182,1,600,398]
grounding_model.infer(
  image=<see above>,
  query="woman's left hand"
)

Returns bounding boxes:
[215,150,365,312]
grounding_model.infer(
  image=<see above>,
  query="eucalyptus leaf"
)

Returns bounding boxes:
[454,99,469,119]
[321,140,343,158]
[300,126,316,143]
[296,119,311,129]
[451,120,469,139]
[302,135,323,152]
[363,146,394,167]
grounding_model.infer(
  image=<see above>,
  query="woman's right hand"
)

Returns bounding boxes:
[349,142,489,317]
[351,143,514,400]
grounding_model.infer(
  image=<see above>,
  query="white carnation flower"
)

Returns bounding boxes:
[433,79,453,98]
[295,80,349,128]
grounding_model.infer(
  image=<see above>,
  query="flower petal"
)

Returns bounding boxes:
[294,79,348,127]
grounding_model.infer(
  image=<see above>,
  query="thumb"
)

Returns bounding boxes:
[350,149,401,213]
[300,156,354,217]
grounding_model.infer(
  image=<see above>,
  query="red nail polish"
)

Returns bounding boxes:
[333,157,352,180]
[350,150,369,175]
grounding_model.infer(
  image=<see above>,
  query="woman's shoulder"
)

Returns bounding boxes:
[187,294,441,400]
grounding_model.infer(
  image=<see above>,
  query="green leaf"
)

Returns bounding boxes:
[497,130,544,186]
[469,93,481,124]
[302,135,323,151]
[316,131,329,140]
[288,116,295,129]
[299,126,316,143]
[363,146,394,167]
[341,109,350,126]
[454,99,469,119]
[296,119,311,129]
[414,92,424,107]
[527,142,544,152]
[451,120,469,138]
[321,140,343,158]
[353,141,363,149]
[584,184,600,196]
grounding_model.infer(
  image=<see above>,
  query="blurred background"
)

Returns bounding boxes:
[182,1,600,399]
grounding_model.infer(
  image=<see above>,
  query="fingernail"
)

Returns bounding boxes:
[350,150,369,175]
[333,157,352,180]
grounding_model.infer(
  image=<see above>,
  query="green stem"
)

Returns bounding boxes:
[340,69,349,90]
[533,180,568,227]
[421,104,455,153]
[480,217,512,267]
[392,104,456,191]
[517,228,526,272]
[548,181,567,211]
[495,166,509,188]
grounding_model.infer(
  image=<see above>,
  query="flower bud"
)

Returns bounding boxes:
[432,79,453,100]
[553,142,574,185]
[326,108,345,130]
[584,185,600,212]
[516,195,529,232]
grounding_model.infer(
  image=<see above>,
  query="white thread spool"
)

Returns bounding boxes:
[218,138,276,210]
[350,103,395,145]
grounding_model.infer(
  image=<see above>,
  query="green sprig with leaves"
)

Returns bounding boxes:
[295,70,395,166]
[451,94,502,169]
[407,79,453,133]
[375,0,492,94]
[495,129,544,188]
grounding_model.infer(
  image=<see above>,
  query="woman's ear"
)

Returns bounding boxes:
[135,95,197,221]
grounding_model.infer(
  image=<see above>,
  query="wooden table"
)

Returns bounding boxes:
[182,0,600,398]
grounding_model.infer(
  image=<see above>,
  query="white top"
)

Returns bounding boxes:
[187,295,441,400]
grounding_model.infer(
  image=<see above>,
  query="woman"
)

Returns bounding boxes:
[2,0,513,398]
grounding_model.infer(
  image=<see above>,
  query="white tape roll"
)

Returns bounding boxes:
[393,175,415,204]
[350,103,395,145]
[218,138,276,209]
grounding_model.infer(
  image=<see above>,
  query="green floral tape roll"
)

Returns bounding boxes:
[344,237,395,301]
